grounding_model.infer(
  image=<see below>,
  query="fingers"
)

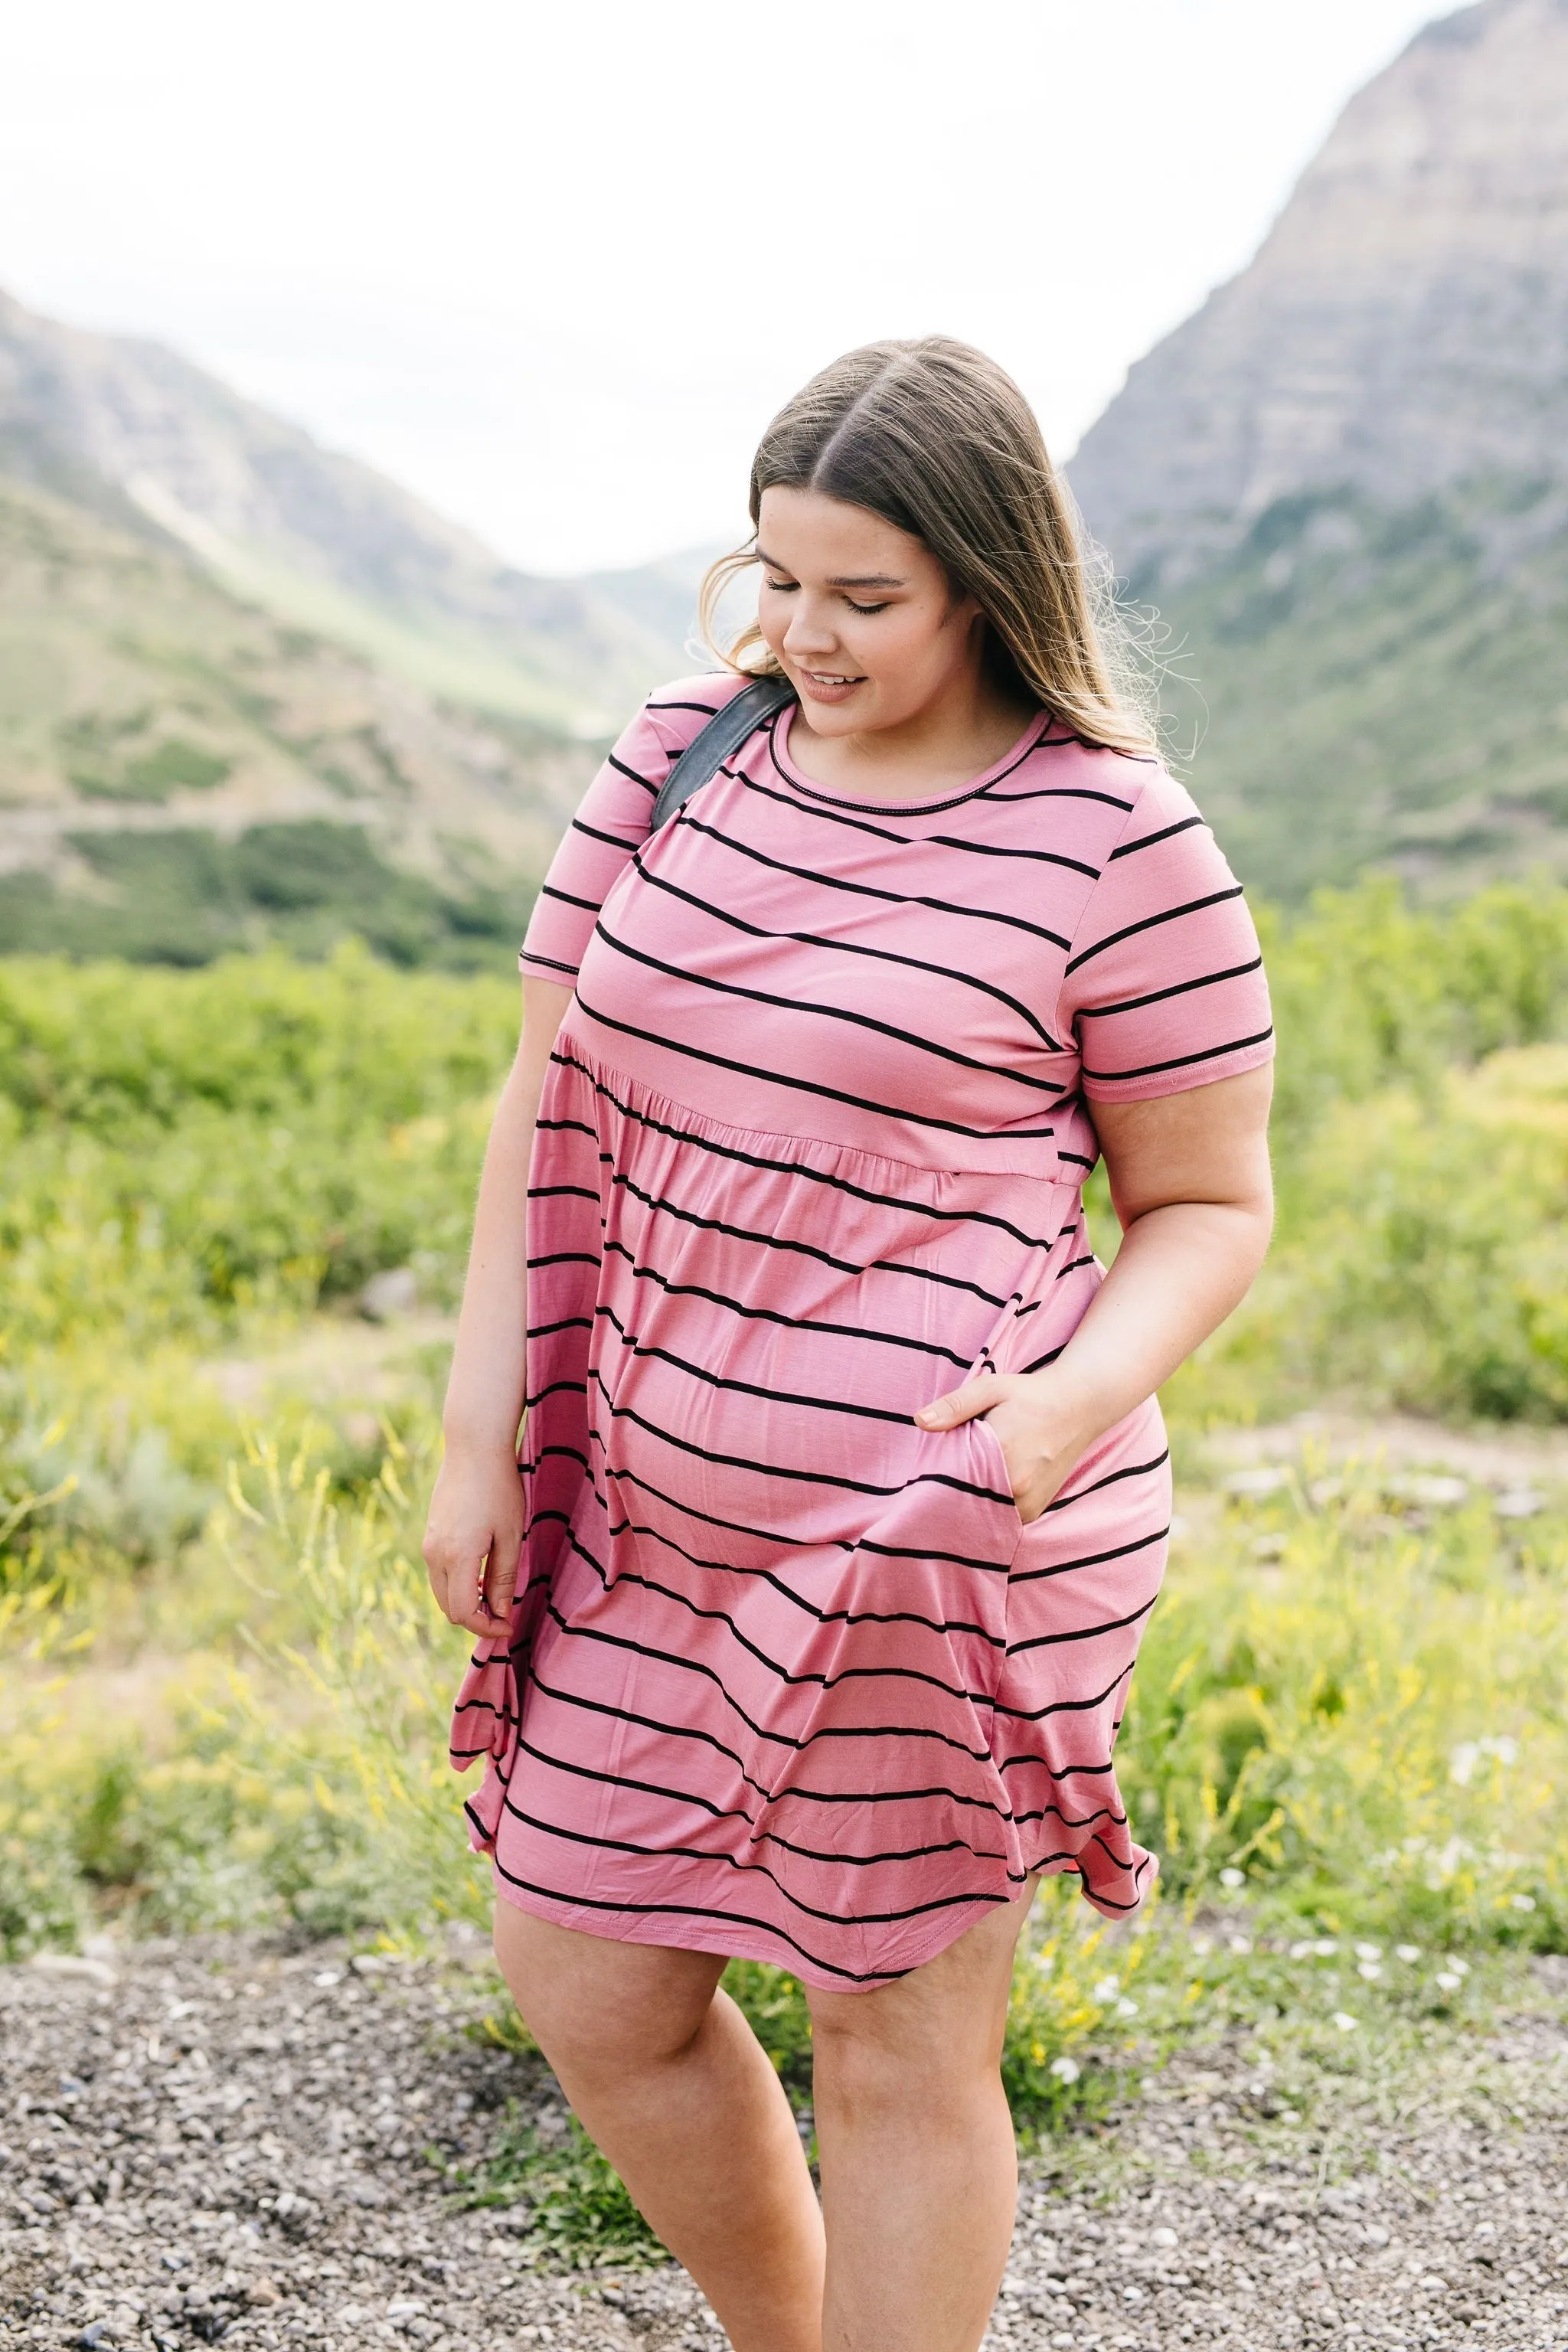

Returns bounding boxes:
[481,1534,522,1628]
[914,1374,1004,1430]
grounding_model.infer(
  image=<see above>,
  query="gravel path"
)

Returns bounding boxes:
[3,1936,1566,2352]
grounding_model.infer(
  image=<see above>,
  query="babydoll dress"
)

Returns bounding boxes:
[450,675,1273,1992]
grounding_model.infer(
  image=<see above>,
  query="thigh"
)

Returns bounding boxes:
[805,1880,1037,2077]
[493,1900,730,2080]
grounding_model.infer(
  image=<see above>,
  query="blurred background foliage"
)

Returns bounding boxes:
[3,873,1568,2142]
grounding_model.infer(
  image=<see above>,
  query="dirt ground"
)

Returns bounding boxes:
[3,1934,1566,2352]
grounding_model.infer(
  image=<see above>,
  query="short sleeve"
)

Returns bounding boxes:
[1055,766,1274,1101]
[519,675,746,983]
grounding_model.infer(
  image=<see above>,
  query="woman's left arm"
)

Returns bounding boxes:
[915,1064,1274,1520]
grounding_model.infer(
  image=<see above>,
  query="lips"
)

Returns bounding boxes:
[798,668,865,704]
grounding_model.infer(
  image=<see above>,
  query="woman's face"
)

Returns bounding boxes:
[755,485,985,736]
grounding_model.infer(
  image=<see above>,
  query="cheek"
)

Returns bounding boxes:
[756,588,789,653]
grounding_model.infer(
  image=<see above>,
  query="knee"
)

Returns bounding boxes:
[492,1908,716,2093]
[810,2004,1000,2132]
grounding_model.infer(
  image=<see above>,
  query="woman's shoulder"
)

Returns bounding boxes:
[629,671,757,763]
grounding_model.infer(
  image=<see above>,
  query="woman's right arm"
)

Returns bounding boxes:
[423,977,575,1638]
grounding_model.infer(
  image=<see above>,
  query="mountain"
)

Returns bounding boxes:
[0,287,704,737]
[0,288,721,965]
[1070,0,1568,900]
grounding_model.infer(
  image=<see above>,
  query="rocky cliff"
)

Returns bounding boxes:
[1072,0,1568,588]
[1069,0,1568,899]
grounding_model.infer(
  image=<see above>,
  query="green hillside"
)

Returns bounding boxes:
[1163,478,1568,901]
[0,475,577,965]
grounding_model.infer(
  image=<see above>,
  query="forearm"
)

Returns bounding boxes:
[1045,1196,1272,1454]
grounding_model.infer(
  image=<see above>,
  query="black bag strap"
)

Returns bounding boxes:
[648,675,795,833]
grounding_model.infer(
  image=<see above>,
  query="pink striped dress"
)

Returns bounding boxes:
[450,675,1272,1991]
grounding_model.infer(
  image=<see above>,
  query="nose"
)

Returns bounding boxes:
[781,596,839,660]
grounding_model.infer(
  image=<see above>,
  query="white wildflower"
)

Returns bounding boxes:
[1229,1936,1253,1955]
[1395,1944,1421,1963]
[1050,2056,1081,2084]
[1093,1975,1120,2002]
[1357,1962,1382,1982]
[1219,1867,1246,1890]
[1313,1939,1338,1958]
[1510,1893,1537,1913]
[1435,1971,1463,1993]
[1116,1998,1139,2019]
[1331,2011,1359,2033]
[1354,1942,1383,1962]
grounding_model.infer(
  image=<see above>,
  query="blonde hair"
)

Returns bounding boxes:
[700,336,1157,756]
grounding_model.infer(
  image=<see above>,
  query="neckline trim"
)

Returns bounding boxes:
[769,701,1057,816]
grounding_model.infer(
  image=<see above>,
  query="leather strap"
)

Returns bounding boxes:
[648,675,796,833]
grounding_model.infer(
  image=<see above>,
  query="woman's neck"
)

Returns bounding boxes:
[785,669,1039,802]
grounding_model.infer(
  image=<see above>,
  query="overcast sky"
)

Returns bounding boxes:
[2,0,1446,574]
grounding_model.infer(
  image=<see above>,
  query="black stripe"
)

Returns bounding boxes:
[1004,1594,1158,1658]
[492,1793,1023,1929]
[524,1665,1011,1819]
[543,1602,1000,1759]
[597,1456,1010,1578]
[604,1163,1018,1310]
[584,1366,1014,1509]
[646,698,723,717]
[607,753,658,795]
[582,1508,1008,1647]
[990,1661,1135,1724]
[1064,885,1246,975]
[1044,1449,1171,1513]
[743,762,1098,881]
[626,858,1065,1053]
[550,1048,1074,1252]
[1074,956,1265,1020]
[528,1250,601,1269]
[680,811,1073,951]
[599,1237,973,1369]
[571,815,647,852]
[592,920,1066,1099]
[593,1298,947,1428]
[574,986,1058,1145]
[476,1851,995,1986]
[926,832,1098,879]
[976,784,1133,811]
[1108,814,1204,860]
[1009,1524,1170,1586]
[550,1521,1004,1713]
[1011,1799,1125,1833]
[540,884,602,914]
[514,1739,1008,1870]
[521,951,580,977]
[1081,1028,1274,1084]
[767,713,1053,818]
[527,1315,593,1341]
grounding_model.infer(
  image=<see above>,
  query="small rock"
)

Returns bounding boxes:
[361,1266,419,1321]
[30,1953,118,1987]
[1494,1488,1544,1519]
[1223,1465,1289,1498]
[247,2279,284,2306]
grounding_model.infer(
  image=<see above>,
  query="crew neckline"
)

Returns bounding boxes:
[770,699,1055,816]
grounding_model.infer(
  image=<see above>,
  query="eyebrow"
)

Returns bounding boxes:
[756,547,906,589]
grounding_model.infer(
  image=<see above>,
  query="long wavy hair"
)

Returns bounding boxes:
[700,335,1156,755]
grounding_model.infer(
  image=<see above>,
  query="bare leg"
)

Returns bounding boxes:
[493,1901,825,2352]
[806,1886,1035,2352]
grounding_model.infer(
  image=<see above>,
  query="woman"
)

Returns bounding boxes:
[425,337,1273,2352]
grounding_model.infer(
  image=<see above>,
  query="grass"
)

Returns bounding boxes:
[4,884,1568,2255]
